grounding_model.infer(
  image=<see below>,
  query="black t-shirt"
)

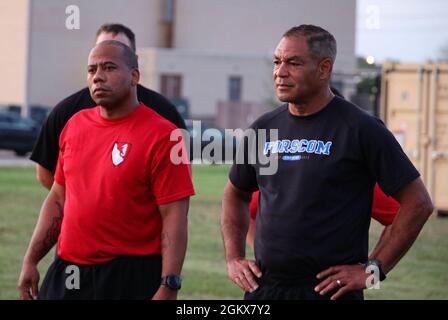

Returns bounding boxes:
[30,85,186,172]
[229,96,419,280]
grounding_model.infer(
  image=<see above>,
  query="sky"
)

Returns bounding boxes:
[356,0,448,63]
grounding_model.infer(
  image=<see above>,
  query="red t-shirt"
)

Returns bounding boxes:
[55,103,194,265]
[371,183,400,225]
[249,183,399,226]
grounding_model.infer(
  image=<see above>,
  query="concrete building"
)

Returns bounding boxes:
[0,0,357,123]
[1,0,166,115]
[138,48,275,119]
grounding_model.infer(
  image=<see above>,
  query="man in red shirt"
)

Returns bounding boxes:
[246,184,400,248]
[18,40,194,300]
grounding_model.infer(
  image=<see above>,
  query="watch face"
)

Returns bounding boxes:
[167,275,182,289]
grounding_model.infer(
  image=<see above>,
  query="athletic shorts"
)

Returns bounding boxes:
[38,255,162,300]
[244,274,364,300]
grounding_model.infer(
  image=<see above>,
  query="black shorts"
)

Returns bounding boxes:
[244,275,364,300]
[38,255,162,300]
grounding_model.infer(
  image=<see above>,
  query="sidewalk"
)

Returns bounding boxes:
[0,150,34,167]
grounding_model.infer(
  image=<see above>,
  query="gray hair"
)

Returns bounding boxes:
[283,24,337,63]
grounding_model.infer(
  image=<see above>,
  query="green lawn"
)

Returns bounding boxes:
[0,165,447,299]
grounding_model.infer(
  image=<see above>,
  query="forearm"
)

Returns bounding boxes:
[221,182,251,261]
[159,206,188,276]
[368,225,391,259]
[23,186,64,265]
[371,201,432,273]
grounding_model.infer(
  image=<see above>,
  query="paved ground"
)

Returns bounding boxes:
[0,150,34,167]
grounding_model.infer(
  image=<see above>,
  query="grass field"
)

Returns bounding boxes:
[0,165,447,299]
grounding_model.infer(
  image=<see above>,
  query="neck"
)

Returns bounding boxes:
[100,96,139,120]
[288,87,334,117]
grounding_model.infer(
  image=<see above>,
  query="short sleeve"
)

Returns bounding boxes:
[29,107,63,172]
[359,117,420,196]
[53,126,68,186]
[228,131,260,192]
[54,149,65,186]
[149,131,195,205]
[249,191,259,219]
[371,183,399,226]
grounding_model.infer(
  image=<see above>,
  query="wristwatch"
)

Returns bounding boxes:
[161,274,182,290]
[366,259,387,281]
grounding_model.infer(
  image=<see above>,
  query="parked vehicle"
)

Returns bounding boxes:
[7,105,51,127]
[0,111,39,156]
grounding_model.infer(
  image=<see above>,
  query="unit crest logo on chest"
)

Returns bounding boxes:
[112,142,131,166]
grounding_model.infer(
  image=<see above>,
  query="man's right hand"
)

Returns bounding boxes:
[226,257,262,293]
[18,262,40,300]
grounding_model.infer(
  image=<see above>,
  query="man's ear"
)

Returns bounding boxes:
[318,58,333,81]
[131,68,140,86]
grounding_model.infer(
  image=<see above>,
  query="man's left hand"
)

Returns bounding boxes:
[315,264,368,300]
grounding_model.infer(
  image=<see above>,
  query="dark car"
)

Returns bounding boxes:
[184,119,239,163]
[0,111,39,156]
[7,105,51,127]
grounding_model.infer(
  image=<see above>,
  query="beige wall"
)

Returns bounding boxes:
[174,0,357,74]
[0,0,357,117]
[0,0,30,106]
[26,0,164,107]
[139,48,274,118]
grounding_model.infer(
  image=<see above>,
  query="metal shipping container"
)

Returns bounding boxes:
[380,62,448,214]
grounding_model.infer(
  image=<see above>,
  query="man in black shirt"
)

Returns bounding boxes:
[30,23,186,189]
[221,25,434,300]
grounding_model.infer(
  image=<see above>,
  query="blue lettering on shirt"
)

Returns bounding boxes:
[315,141,332,155]
[282,155,302,161]
[298,139,308,153]
[289,139,300,153]
[264,138,332,156]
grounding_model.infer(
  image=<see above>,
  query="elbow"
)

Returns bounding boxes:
[35,170,43,184]
[418,196,435,220]
[425,199,435,217]
[36,169,53,190]
[36,172,48,187]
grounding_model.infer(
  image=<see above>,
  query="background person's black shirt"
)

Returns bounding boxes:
[229,96,420,281]
[30,85,186,172]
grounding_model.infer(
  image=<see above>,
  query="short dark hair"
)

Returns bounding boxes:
[283,24,337,63]
[96,23,136,52]
[96,40,138,70]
